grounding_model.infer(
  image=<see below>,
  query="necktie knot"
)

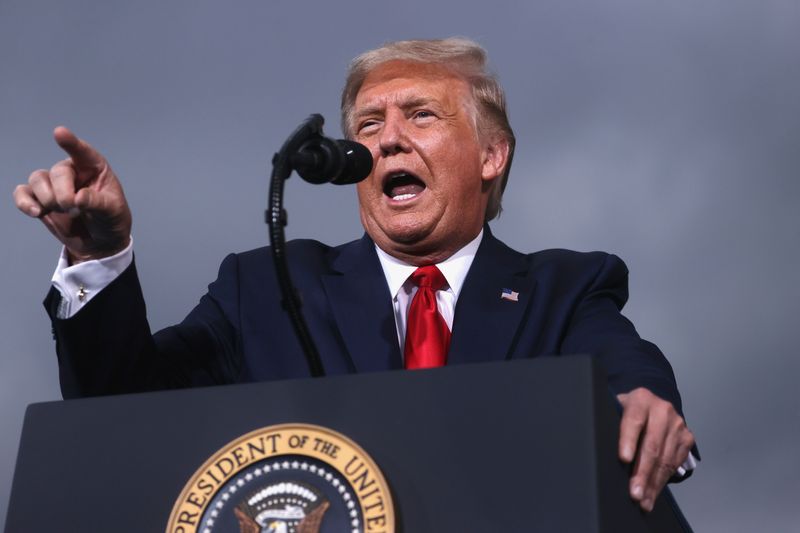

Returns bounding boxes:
[410,265,448,291]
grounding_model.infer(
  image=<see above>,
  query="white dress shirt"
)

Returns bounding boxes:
[374,230,483,354]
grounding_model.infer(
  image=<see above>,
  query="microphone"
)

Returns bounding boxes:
[290,136,373,185]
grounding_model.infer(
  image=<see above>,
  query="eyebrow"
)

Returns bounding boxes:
[354,96,439,121]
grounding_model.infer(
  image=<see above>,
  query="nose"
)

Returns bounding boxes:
[378,110,411,157]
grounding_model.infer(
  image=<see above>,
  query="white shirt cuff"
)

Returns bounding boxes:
[50,238,134,319]
[675,451,699,477]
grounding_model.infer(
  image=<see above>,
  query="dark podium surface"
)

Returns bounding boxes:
[6,356,690,532]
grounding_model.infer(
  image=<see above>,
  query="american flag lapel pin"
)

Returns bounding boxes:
[500,288,519,302]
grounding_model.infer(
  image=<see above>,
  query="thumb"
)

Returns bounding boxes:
[75,186,128,220]
[74,187,99,212]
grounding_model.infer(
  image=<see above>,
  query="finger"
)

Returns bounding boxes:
[13,183,45,217]
[618,398,647,464]
[49,159,78,210]
[27,168,62,210]
[643,422,684,510]
[53,126,105,174]
[676,427,696,465]
[631,406,671,511]
[655,420,695,487]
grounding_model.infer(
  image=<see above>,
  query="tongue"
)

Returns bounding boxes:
[389,183,425,198]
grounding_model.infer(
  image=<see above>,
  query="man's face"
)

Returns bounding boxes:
[353,60,506,264]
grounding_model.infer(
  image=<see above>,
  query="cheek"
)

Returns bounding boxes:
[356,181,370,202]
[428,129,481,170]
[365,143,381,161]
[356,180,383,214]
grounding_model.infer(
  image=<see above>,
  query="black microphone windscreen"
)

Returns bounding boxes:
[332,140,373,185]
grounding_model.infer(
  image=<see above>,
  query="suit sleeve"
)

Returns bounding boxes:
[559,253,684,416]
[46,255,244,398]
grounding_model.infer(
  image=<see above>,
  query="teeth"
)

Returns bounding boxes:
[392,193,416,201]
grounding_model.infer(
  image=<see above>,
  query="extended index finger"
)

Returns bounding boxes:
[53,126,105,172]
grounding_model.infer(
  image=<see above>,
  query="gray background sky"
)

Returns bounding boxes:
[2,0,798,529]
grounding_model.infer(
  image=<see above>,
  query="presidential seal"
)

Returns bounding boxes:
[167,424,394,533]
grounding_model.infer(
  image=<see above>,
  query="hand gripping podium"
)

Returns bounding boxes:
[5,356,692,532]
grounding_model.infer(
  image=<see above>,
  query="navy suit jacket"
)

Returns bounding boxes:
[47,229,683,415]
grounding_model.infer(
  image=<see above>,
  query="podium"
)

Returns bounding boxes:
[5,356,691,532]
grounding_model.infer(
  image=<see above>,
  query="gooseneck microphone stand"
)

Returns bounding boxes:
[267,114,327,377]
[267,114,373,377]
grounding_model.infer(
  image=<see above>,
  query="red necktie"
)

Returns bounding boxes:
[404,265,451,369]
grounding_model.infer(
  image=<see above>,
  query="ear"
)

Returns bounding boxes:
[480,135,510,183]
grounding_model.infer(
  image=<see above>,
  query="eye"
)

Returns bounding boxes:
[411,110,437,126]
[357,120,380,134]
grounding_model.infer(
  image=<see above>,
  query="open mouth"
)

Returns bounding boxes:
[383,172,426,202]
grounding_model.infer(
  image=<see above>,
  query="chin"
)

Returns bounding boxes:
[383,226,431,246]
[363,225,428,258]
[362,209,424,240]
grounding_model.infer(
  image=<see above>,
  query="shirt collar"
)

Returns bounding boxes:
[375,229,484,300]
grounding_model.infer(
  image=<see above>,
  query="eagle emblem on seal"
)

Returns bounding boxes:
[233,481,330,533]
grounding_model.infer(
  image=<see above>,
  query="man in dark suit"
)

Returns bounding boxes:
[14,38,695,512]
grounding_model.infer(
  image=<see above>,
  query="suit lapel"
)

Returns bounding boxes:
[448,230,537,365]
[321,235,403,372]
